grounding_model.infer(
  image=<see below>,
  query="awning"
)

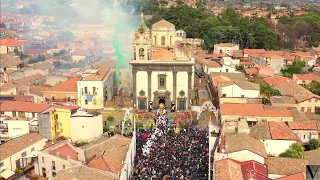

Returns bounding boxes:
[246,117,258,122]
[0,169,15,179]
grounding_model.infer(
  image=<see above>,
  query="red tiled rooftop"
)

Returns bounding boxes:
[245,67,259,75]
[264,75,294,87]
[269,122,300,141]
[287,122,318,130]
[0,101,50,113]
[152,49,176,59]
[0,38,26,46]
[45,77,80,92]
[293,74,320,82]
[51,144,78,160]
[240,160,268,180]
[243,49,266,54]
[240,61,254,66]
[220,104,292,117]
[72,49,89,56]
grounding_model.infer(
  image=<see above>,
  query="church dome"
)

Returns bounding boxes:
[152,19,175,28]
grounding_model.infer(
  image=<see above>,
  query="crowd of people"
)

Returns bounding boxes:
[132,107,209,180]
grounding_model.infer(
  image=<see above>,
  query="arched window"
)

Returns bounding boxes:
[139,48,145,58]
[154,36,157,45]
[161,36,165,46]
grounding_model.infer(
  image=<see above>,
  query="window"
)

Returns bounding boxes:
[161,36,165,46]
[84,87,88,94]
[85,99,88,104]
[60,129,63,133]
[42,157,44,163]
[52,96,55,101]
[0,111,4,115]
[63,165,65,169]
[32,113,35,118]
[31,147,35,152]
[18,111,25,117]
[92,87,96,94]
[0,162,4,168]
[67,97,71,101]
[82,126,84,128]
[160,78,165,87]
[301,107,305,112]
[226,69,229,72]
[21,151,27,157]
[139,48,145,58]
[222,94,226,97]
[52,172,56,177]
[12,111,17,117]
[307,107,312,113]
[241,95,245,98]
[179,101,185,110]
[247,121,257,128]
[54,114,58,120]
[42,167,46,177]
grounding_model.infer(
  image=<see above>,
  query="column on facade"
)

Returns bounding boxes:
[132,70,137,99]
[172,71,177,103]
[147,71,152,103]
[187,71,192,108]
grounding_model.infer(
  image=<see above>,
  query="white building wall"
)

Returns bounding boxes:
[119,136,136,180]
[3,120,29,138]
[3,111,38,119]
[0,139,46,172]
[35,152,78,178]
[229,150,265,164]
[77,81,103,109]
[221,85,260,98]
[207,65,237,74]
[176,71,188,101]
[150,71,173,101]
[262,139,296,156]
[136,71,148,98]
[70,115,103,142]
[293,130,319,144]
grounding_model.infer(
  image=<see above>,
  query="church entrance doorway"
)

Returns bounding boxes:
[159,97,165,107]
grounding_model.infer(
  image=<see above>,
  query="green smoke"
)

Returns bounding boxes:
[112,32,123,83]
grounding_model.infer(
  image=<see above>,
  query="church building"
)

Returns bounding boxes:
[130,13,195,110]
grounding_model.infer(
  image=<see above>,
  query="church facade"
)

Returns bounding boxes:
[130,13,195,110]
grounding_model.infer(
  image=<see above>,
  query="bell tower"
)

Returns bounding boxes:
[133,12,152,61]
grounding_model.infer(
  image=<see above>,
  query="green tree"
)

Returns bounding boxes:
[307,81,320,96]
[279,143,305,159]
[106,116,114,121]
[235,65,244,71]
[307,139,320,150]
[192,120,199,126]
[260,83,280,97]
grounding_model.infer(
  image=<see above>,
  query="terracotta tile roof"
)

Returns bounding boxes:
[243,49,266,54]
[215,158,243,180]
[0,82,17,91]
[72,49,89,56]
[313,47,320,54]
[81,67,110,81]
[0,101,50,113]
[86,135,131,174]
[304,148,320,165]
[220,104,293,117]
[293,74,320,82]
[0,133,44,161]
[0,54,23,66]
[152,19,175,28]
[264,76,294,87]
[218,80,260,90]
[269,122,300,141]
[152,49,176,59]
[45,77,80,92]
[274,82,320,102]
[29,85,50,96]
[51,143,78,160]
[240,61,254,66]
[287,121,318,130]
[225,133,267,158]
[211,72,246,83]
[245,67,259,75]
[0,38,26,46]
[248,53,261,59]
[54,166,116,180]
[266,157,307,177]
[250,122,272,140]
[12,95,34,102]
[284,52,295,61]
[13,73,45,85]
[276,172,305,180]
[291,109,311,122]
[240,160,268,180]
[206,61,222,68]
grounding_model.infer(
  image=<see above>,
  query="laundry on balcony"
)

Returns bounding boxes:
[87,94,93,102]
